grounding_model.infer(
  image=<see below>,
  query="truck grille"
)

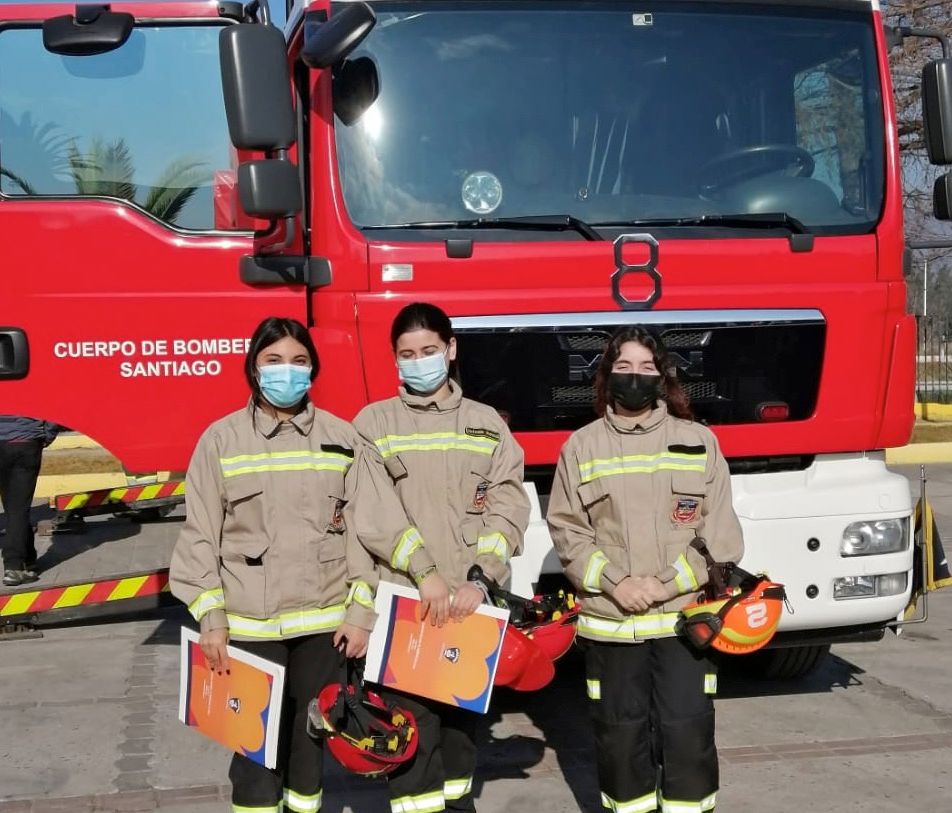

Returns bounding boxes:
[453,310,825,432]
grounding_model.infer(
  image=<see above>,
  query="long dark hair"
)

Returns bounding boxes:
[594,327,692,419]
[244,317,320,407]
[390,302,459,380]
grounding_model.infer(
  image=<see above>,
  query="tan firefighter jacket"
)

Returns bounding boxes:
[547,402,744,643]
[169,400,378,641]
[348,382,530,591]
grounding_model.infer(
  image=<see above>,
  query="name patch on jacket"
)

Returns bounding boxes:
[465,427,500,442]
[667,444,705,455]
[321,443,355,459]
[672,497,700,525]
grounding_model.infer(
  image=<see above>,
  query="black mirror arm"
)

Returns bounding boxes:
[255,216,295,255]
[893,26,951,58]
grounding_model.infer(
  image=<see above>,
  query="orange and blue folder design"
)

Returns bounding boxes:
[178,627,285,768]
[365,582,510,713]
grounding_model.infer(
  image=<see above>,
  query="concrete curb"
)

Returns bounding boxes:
[48,433,103,452]
[885,442,952,465]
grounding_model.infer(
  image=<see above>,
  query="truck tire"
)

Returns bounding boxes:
[749,644,830,680]
[113,505,175,523]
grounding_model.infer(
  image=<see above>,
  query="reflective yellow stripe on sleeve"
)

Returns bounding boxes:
[673,553,700,593]
[391,527,424,572]
[187,587,225,621]
[476,532,510,563]
[583,550,610,592]
[346,581,375,611]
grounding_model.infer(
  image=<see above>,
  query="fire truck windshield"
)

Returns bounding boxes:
[333,1,885,239]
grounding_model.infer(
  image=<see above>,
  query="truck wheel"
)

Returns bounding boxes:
[749,644,830,680]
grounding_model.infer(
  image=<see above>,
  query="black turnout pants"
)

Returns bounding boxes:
[583,636,718,813]
[228,632,340,813]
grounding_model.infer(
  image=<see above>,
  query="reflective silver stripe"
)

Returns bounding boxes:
[390,790,446,813]
[188,587,225,621]
[586,679,601,700]
[583,550,610,592]
[659,792,717,813]
[476,532,509,563]
[233,806,281,813]
[600,790,658,813]
[452,308,825,330]
[284,788,322,813]
[673,554,700,593]
[346,580,375,610]
[579,454,706,484]
[444,776,473,800]
[704,673,717,695]
[391,527,424,571]
[226,606,346,639]
[374,432,497,459]
[220,450,352,478]
[578,611,680,642]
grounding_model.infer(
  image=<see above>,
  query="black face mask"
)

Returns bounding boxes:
[608,372,662,412]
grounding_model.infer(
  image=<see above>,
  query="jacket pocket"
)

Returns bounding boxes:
[670,469,706,530]
[319,535,346,562]
[464,471,490,516]
[223,474,264,506]
[384,454,409,483]
[219,537,269,619]
[577,478,614,530]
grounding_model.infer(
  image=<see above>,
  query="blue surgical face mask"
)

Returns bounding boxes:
[258,364,312,408]
[397,350,449,394]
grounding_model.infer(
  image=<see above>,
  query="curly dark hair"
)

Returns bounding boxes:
[593,326,692,419]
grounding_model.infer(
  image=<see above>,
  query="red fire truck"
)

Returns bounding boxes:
[2,0,951,672]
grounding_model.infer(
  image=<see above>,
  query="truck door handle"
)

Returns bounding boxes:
[0,328,29,379]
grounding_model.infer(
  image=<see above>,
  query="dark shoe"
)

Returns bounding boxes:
[2,569,39,587]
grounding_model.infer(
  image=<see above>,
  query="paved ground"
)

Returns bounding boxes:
[1,465,951,812]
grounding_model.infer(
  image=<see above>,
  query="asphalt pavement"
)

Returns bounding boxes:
[1,465,951,812]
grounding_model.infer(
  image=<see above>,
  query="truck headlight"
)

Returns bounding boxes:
[833,572,908,599]
[840,518,909,556]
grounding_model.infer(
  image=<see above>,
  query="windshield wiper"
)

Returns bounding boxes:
[593,212,813,251]
[361,214,604,241]
[594,212,811,234]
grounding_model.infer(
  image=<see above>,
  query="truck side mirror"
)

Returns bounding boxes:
[301,2,376,69]
[43,7,133,56]
[922,58,952,165]
[238,161,302,219]
[333,57,379,126]
[934,172,952,220]
[219,24,296,151]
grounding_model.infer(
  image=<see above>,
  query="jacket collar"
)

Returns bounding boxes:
[247,398,315,439]
[399,379,463,413]
[605,401,668,434]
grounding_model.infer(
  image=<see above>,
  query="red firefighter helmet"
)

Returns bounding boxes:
[307,662,417,777]
[491,588,580,691]
[677,579,787,655]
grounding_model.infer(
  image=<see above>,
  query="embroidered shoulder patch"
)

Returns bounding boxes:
[672,497,700,525]
[465,427,500,442]
[667,444,705,455]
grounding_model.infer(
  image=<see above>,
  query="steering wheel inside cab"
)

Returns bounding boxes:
[697,144,815,198]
